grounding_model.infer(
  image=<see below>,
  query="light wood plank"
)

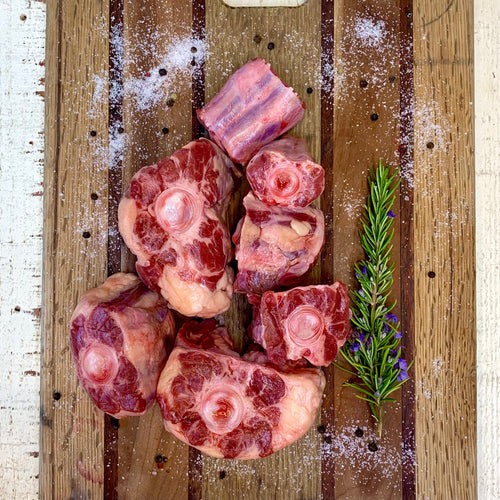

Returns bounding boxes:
[475,1,500,499]
[202,2,323,499]
[41,0,110,498]
[413,0,476,498]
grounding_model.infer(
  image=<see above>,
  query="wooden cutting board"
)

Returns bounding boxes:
[41,0,475,498]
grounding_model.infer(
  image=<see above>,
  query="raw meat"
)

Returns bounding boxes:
[197,57,305,165]
[156,320,325,459]
[233,192,325,294]
[118,139,237,317]
[249,283,351,367]
[246,135,325,207]
[70,273,175,418]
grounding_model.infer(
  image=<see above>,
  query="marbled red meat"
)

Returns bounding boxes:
[156,320,325,459]
[249,283,351,367]
[197,57,305,165]
[118,139,237,317]
[233,192,325,294]
[70,273,175,418]
[246,135,325,207]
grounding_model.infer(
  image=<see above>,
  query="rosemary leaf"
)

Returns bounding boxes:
[339,162,412,438]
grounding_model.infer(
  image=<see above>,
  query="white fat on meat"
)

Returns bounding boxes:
[70,273,176,418]
[156,320,325,459]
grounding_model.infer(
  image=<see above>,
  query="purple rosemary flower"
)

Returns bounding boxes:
[384,313,398,333]
[350,343,360,352]
[395,330,402,339]
[362,265,368,275]
[387,210,396,218]
[395,358,408,371]
[397,370,409,382]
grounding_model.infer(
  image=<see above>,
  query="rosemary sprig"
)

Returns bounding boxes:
[337,162,412,438]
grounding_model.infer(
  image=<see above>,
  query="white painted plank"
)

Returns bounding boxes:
[0,1,45,499]
[475,1,500,499]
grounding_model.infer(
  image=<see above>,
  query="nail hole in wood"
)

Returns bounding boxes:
[191,46,197,53]
[267,42,275,50]
[219,470,226,480]
[166,98,175,108]
[306,87,313,94]
[360,79,368,88]
[253,34,262,44]
[20,14,27,21]
[110,418,120,430]
[324,435,332,444]
[162,127,169,135]
[159,68,167,76]
[53,391,61,401]
[14,305,21,312]
[370,113,379,121]
[89,130,97,137]
[355,427,364,437]
[317,425,326,434]
[368,441,378,452]
[90,193,98,200]
[428,271,436,278]
[155,455,163,463]
[118,127,124,134]
[389,75,396,83]
[82,231,91,239]
[426,141,435,149]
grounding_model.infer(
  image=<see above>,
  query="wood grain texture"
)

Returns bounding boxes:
[38,0,480,498]
[475,1,500,498]
[328,1,406,498]
[41,0,110,498]
[114,1,194,498]
[413,0,476,499]
[202,2,322,499]
[0,2,45,500]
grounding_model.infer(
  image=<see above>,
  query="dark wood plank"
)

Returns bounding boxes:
[328,1,405,498]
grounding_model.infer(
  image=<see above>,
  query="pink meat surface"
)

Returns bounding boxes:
[156,320,325,459]
[70,273,176,418]
[246,135,325,207]
[118,139,237,318]
[196,57,305,165]
[233,192,325,294]
[250,283,351,367]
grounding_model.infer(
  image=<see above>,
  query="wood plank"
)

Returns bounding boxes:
[0,2,45,499]
[41,0,110,498]
[114,1,194,498]
[475,0,500,498]
[327,1,406,499]
[202,2,323,499]
[413,0,476,498]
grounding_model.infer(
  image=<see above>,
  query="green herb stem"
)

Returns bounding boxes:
[336,162,412,439]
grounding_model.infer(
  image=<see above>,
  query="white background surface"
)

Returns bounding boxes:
[0,1,498,499]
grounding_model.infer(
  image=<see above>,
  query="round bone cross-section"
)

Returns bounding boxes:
[156,320,325,459]
[246,135,325,208]
[70,273,176,418]
[118,139,237,317]
[250,283,352,367]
